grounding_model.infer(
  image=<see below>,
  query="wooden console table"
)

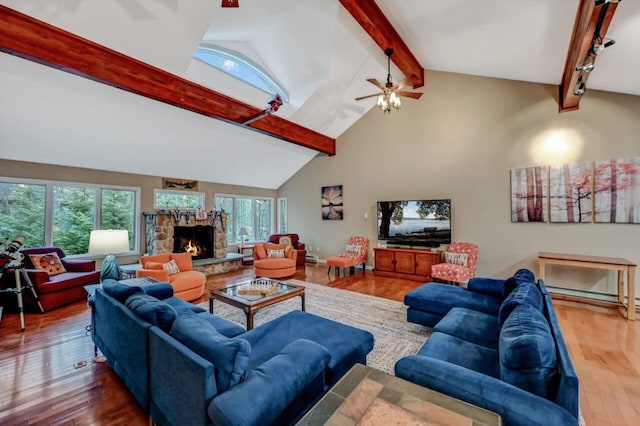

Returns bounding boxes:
[538,252,636,321]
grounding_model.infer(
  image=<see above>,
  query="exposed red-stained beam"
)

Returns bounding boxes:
[0,5,335,155]
[559,0,620,112]
[339,0,424,88]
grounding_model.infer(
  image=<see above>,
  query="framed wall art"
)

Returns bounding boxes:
[162,178,198,191]
[322,185,343,220]
[550,162,592,223]
[594,157,640,223]
[510,166,548,222]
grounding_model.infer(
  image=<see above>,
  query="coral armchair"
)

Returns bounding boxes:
[136,252,205,301]
[430,242,478,285]
[267,233,306,265]
[253,243,297,278]
[327,236,369,276]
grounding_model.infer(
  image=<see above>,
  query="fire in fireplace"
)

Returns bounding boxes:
[173,225,214,260]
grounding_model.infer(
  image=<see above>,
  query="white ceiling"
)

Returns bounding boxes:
[1,0,638,189]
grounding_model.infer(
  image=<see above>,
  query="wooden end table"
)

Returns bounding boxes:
[209,278,304,330]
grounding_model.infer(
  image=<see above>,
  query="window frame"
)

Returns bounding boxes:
[215,193,275,245]
[153,188,205,210]
[277,197,288,233]
[0,176,141,257]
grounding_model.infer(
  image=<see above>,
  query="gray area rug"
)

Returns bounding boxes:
[202,280,431,375]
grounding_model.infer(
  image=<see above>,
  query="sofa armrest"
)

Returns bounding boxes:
[467,277,504,298]
[395,356,577,426]
[208,339,331,426]
[21,268,52,288]
[294,242,306,251]
[136,268,169,282]
[61,258,96,272]
[286,248,297,261]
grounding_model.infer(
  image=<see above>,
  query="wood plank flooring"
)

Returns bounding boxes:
[1,263,638,425]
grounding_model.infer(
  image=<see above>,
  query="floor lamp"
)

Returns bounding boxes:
[89,230,130,281]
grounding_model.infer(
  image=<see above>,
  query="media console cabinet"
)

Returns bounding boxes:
[374,247,441,281]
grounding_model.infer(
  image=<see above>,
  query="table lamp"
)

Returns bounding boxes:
[238,227,249,248]
[89,229,130,281]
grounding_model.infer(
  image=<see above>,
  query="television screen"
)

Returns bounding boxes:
[377,199,451,247]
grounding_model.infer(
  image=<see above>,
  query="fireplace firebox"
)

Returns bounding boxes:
[173,226,214,260]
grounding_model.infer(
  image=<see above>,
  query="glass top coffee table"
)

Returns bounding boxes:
[297,363,501,426]
[208,278,305,330]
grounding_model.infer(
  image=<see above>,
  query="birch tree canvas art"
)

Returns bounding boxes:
[510,166,548,222]
[594,157,640,223]
[550,162,592,223]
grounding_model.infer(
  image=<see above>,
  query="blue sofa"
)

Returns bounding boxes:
[91,279,374,426]
[396,269,579,426]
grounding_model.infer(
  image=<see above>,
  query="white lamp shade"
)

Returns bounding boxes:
[238,227,249,236]
[89,230,130,255]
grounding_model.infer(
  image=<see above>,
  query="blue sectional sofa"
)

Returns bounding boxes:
[396,269,580,426]
[91,279,374,426]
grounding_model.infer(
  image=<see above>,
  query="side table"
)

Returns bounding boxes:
[238,245,255,266]
[119,263,141,279]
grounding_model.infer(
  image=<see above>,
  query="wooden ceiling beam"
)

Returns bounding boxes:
[339,0,424,88]
[0,6,335,155]
[559,0,620,112]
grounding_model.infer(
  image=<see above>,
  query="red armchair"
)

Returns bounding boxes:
[19,246,100,311]
[267,233,306,266]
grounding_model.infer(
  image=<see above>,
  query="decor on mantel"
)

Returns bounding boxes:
[510,166,548,222]
[162,177,198,191]
[322,185,343,220]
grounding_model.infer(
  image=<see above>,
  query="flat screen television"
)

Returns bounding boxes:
[377,199,451,247]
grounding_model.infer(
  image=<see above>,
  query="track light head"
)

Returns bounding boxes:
[575,62,595,72]
[574,82,586,96]
[592,38,615,55]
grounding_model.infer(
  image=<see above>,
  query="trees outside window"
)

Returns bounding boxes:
[0,182,46,247]
[215,195,273,244]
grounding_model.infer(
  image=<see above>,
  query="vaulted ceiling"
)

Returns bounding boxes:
[1,1,638,189]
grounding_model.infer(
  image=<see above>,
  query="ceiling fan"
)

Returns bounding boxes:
[355,48,423,113]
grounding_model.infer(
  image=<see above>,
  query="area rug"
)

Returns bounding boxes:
[202,280,430,375]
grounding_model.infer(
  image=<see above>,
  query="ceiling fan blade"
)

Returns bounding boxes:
[355,93,382,101]
[394,74,419,91]
[396,91,423,100]
[366,78,386,91]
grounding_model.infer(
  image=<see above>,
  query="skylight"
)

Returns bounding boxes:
[195,45,289,102]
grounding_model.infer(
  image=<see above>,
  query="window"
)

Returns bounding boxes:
[195,45,289,102]
[154,189,205,209]
[277,197,287,233]
[0,177,140,256]
[215,194,274,244]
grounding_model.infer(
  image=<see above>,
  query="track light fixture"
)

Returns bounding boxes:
[575,61,595,72]
[574,82,586,96]
[591,38,615,55]
[594,0,620,6]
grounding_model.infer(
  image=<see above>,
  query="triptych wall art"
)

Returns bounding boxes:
[511,157,640,224]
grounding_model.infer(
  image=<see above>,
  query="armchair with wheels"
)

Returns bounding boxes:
[430,242,478,285]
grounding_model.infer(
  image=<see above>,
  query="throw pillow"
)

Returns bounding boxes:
[498,281,543,325]
[267,249,285,258]
[125,293,178,332]
[144,261,163,270]
[499,304,557,399]
[278,236,293,247]
[162,259,180,275]
[28,252,67,276]
[170,310,251,393]
[345,244,361,255]
[445,252,468,267]
[102,279,145,303]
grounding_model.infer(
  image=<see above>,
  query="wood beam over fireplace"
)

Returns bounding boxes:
[0,5,336,155]
[339,0,424,88]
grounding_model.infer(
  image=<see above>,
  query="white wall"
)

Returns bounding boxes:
[279,71,640,302]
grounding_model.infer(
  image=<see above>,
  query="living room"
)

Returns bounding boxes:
[1,1,639,425]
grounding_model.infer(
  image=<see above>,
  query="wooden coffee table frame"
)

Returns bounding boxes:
[209,280,305,330]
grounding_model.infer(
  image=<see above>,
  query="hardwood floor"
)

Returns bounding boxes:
[1,263,638,425]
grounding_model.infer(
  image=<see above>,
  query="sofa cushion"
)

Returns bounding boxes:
[254,258,296,270]
[503,268,536,297]
[34,271,101,294]
[141,282,174,300]
[434,308,500,349]
[498,282,543,325]
[499,304,557,399]
[168,270,206,292]
[144,261,164,270]
[195,312,246,338]
[418,332,500,378]
[102,279,145,303]
[125,293,178,332]
[164,297,207,314]
[405,283,502,317]
[170,310,251,393]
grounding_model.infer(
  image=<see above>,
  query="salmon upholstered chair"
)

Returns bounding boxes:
[326,236,369,276]
[253,243,297,278]
[430,242,478,285]
[136,252,205,301]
